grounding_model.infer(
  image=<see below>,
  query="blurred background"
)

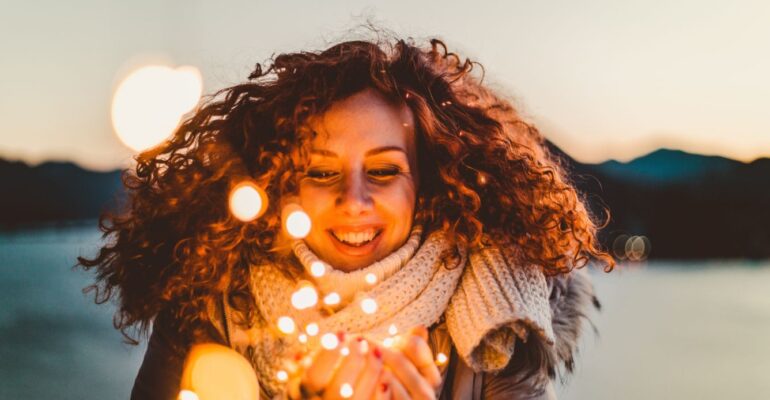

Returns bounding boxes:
[1,0,769,399]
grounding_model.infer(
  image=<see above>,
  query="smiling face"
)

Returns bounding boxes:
[298,88,419,272]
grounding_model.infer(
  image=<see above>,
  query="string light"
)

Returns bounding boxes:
[277,316,296,334]
[320,333,339,350]
[360,298,378,314]
[365,273,377,285]
[340,346,350,356]
[228,181,267,222]
[436,352,448,365]
[323,292,341,306]
[388,324,398,336]
[282,204,312,239]
[177,390,199,400]
[276,370,289,382]
[340,383,354,398]
[290,282,318,310]
[298,334,308,343]
[310,261,327,277]
[382,337,394,348]
[305,323,319,336]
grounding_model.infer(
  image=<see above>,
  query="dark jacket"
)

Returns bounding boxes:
[131,268,598,399]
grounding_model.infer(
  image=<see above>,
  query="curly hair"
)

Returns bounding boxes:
[78,36,615,346]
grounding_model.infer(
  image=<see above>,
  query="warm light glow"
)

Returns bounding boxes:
[276,370,289,382]
[228,181,266,222]
[320,333,339,350]
[111,65,202,152]
[323,292,341,306]
[298,334,308,344]
[310,261,327,277]
[305,323,319,336]
[277,316,296,334]
[283,204,312,239]
[291,282,318,310]
[436,352,448,365]
[177,390,199,400]
[365,273,377,285]
[360,298,378,314]
[359,339,369,354]
[340,383,354,398]
[388,324,398,336]
[383,337,394,348]
[182,343,259,400]
[340,346,350,356]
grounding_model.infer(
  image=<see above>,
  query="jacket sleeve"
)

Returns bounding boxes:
[130,314,188,400]
[482,267,600,399]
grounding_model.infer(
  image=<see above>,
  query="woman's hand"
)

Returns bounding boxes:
[293,334,387,400]
[377,325,442,400]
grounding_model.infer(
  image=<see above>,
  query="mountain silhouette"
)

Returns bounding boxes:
[2,146,769,260]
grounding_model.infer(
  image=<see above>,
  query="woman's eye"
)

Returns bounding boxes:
[306,170,339,180]
[368,168,401,179]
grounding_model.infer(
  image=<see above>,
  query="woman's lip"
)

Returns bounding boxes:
[326,229,384,257]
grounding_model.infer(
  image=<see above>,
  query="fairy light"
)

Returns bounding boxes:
[340,383,354,398]
[360,298,378,314]
[340,346,350,356]
[228,181,267,222]
[177,390,199,400]
[298,333,308,343]
[277,316,296,334]
[388,324,398,336]
[383,337,394,348]
[365,273,377,285]
[323,292,341,306]
[310,261,327,277]
[436,352,448,365]
[320,333,339,350]
[291,282,318,310]
[276,370,289,382]
[282,204,312,239]
[305,323,319,336]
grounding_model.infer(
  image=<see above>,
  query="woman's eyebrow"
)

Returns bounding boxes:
[309,146,407,158]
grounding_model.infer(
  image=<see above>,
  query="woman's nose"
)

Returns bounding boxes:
[336,172,373,216]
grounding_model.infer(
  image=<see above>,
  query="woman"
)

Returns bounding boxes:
[79,37,615,399]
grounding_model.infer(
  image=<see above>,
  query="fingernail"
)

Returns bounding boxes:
[337,331,346,341]
[293,352,303,361]
[380,382,389,392]
[373,346,382,359]
[356,336,364,342]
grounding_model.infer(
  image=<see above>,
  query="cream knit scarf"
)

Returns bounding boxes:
[223,227,555,397]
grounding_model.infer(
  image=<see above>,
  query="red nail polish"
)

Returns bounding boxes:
[293,352,303,361]
[373,346,382,359]
[380,382,389,392]
[356,336,365,342]
[337,331,346,341]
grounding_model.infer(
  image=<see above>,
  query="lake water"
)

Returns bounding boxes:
[1,225,769,399]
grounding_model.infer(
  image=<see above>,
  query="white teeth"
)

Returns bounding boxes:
[333,229,378,245]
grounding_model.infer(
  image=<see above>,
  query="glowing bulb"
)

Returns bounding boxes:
[291,282,318,310]
[177,390,199,400]
[323,292,341,306]
[310,261,326,277]
[360,298,378,314]
[283,204,311,239]
[340,346,350,356]
[320,333,339,350]
[383,337,394,348]
[298,334,308,343]
[365,273,377,285]
[276,370,289,382]
[277,316,296,334]
[388,324,398,336]
[305,323,319,336]
[359,340,369,354]
[228,181,266,222]
[340,383,353,398]
[111,65,202,152]
[436,352,448,365]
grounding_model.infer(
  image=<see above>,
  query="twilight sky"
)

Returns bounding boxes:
[1,0,769,171]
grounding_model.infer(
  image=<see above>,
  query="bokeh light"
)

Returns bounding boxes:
[360,298,378,314]
[228,181,267,222]
[323,292,341,306]
[111,65,202,152]
[305,322,319,336]
[310,261,327,277]
[340,383,354,398]
[320,333,339,350]
[276,370,289,382]
[436,352,448,365]
[290,282,318,310]
[365,273,377,285]
[282,204,312,239]
[277,316,296,334]
[177,390,199,400]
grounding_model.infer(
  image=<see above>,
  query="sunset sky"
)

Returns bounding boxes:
[1,0,769,171]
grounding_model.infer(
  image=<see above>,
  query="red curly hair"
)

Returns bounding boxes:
[78,37,615,347]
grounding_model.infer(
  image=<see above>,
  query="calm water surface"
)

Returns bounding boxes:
[1,226,768,399]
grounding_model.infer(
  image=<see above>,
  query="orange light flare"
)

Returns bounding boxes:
[282,203,312,239]
[228,181,268,222]
[111,65,203,153]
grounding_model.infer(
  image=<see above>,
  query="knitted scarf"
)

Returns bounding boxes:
[219,227,555,397]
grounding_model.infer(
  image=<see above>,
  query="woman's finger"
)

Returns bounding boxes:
[387,369,411,400]
[380,345,436,400]
[323,338,368,400]
[399,327,442,388]
[302,333,346,394]
[350,345,384,400]
[372,367,394,400]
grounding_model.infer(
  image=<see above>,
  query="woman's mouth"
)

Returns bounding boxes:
[327,228,384,256]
